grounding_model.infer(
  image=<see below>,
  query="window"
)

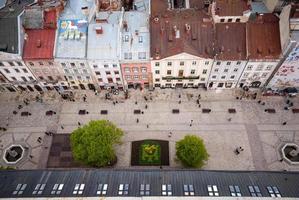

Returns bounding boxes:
[180,61,184,66]
[203,69,207,74]
[106,71,111,75]
[39,76,44,80]
[248,185,262,197]
[11,77,17,81]
[118,184,129,195]
[190,69,195,74]
[236,18,241,22]
[212,75,217,79]
[8,62,15,66]
[167,62,172,66]
[192,61,196,65]
[267,186,281,197]
[113,64,117,68]
[125,75,131,80]
[61,63,66,67]
[134,75,139,80]
[17,61,23,66]
[39,62,43,65]
[236,61,241,65]
[104,64,109,68]
[261,72,268,78]
[218,83,224,87]
[77,76,81,80]
[233,68,238,72]
[28,76,34,81]
[73,184,85,195]
[82,69,88,74]
[33,184,46,195]
[266,65,273,70]
[4,68,10,73]
[80,63,85,67]
[73,69,79,73]
[178,70,184,77]
[230,75,235,79]
[221,75,226,79]
[228,18,232,22]
[47,76,53,81]
[224,69,228,73]
[93,65,98,68]
[28,62,34,66]
[205,61,209,65]
[227,62,231,65]
[247,65,253,70]
[124,67,130,73]
[22,68,28,73]
[138,52,146,59]
[124,35,129,42]
[0,62,3,66]
[86,76,90,80]
[208,185,219,196]
[162,184,172,196]
[216,61,221,65]
[138,36,143,43]
[256,65,263,71]
[155,70,160,74]
[229,185,241,197]
[140,184,150,196]
[70,63,75,67]
[214,68,219,72]
[13,184,27,195]
[68,76,73,80]
[96,184,108,195]
[51,184,64,195]
[49,62,53,65]
[243,72,249,78]
[220,18,225,22]
[141,67,147,73]
[64,69,69,73]
[124,53,132,60]
[155,78,160,82]
[200,78,205,81]
[155,62,160,67]
[133,67,139,73]
[21,77,27,82]
[183,184,194,196]
[167,70,171,75]
[116,77,121,81]
[14,68,20,73]
[98,78,103,82]
[114,71,119,75]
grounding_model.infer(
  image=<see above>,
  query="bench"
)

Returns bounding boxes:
[172,109,180,114]
[265,109,276,113]
[101,110,108,115]
[292,109,299,113]
[228,108,236,113]
[134,110,141,114]
[202,109,211,113]
[78,110,86,115]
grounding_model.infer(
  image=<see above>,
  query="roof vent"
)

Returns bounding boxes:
[154,17,159,23]
[8,6,14,12]
[95,26,103,34]
[36,40,41,48]
[185,24,191,33]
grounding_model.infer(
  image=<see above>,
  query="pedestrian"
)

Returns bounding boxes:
[146,124,149,128]
[227,118,232,122]
[279,158,283,162]
[235,148,240,155]
[29,155,33,159]
[136,118,139,123]
[45,132,49,136]
[113,101,116,106]
[196,99,199,104]
[257,100,261,104]
[189,123,192,127]
[178,94,181,98]
[78,122,81,126]
[145,104,148,109]
[61,125,64,129]
[83,96,86,102]
[198,104,201,108]
[135,101,138,105]
[178,100,181,104]
[282,122,287,125]
[191,120,193,123]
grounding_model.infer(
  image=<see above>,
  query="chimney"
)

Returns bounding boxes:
[95,26,103,34]
[123,21,128,31]
[36,40,41,48]
[81,6,89,16]
[155,48,160,59]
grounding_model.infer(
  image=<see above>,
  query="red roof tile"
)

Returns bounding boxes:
[215,0,250,16]
[23,29,55,60]
[247,13,281,60]
[44,9,57,29]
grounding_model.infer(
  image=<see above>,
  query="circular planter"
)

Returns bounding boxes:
[3,144,25,164]
[281,143,299,165]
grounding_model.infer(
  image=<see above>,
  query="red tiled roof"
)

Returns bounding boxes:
[215,23,246,60]
[247,13,281,60]
[23,29,55,60]
[44,9,57,28]
[215,0,250,16]
[150,9,215,60]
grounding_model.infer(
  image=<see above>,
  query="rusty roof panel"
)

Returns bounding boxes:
[215,0,250,16]
[215,23,246,60]
[247,13,281,60]
[150,9,215,60]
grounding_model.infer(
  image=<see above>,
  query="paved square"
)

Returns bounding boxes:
[0,89,299,171]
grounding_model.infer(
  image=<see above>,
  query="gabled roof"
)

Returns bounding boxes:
[0,0,34,54]
[247,13,281,60]
[23,29,55,60]
[215,0,250,16]
[215,23,247,60]
[150,9,215,60]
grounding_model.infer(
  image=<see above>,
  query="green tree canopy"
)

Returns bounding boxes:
[176,135,209,168]
[70,120,124,167]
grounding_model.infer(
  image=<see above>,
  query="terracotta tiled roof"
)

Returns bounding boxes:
[215,0,250,16]
[215,23,246,60]
[247,13,281,60]
[150,9,215,60]
[23,29,55,60]
[44,9,57,29]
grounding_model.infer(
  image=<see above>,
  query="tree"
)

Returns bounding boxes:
[70,120,124,167]
[176,135,209,168]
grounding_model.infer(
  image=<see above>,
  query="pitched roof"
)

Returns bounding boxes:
[247,13,281,60]
[215,23,247,60]
[215,0,250,16]
[150,9,215,60]
[23,29,55,60]
[0,169,299,198]
[0,0,34,54]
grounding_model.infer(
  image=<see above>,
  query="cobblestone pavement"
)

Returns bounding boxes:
[0,88,298,171]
